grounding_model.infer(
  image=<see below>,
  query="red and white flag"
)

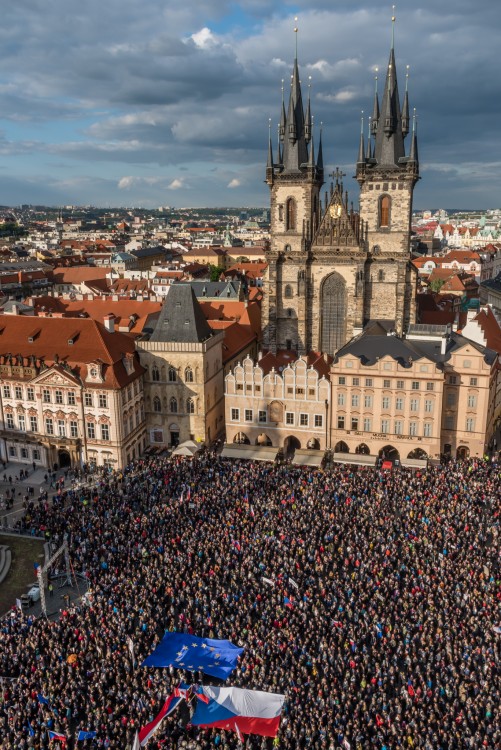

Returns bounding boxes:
[138,692,183,746]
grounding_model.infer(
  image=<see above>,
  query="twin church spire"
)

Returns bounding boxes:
[267,14,418,181]
[359,14,419,172]
[266,37,323,184]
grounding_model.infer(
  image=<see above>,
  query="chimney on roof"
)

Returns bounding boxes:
[104,314,115,333]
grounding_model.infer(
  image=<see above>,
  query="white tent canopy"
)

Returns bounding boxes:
[332,452,377,467]
[221,444,278,462]
[171,440,203,457]
[292,449,325,467]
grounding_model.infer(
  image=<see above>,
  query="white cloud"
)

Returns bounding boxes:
[190,27,217,49]
[317,88,358,103]
[228,178,241,188]
[118,176,135,189]
[168,178,185,190]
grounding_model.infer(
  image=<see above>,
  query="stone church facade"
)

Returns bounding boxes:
[262,29,420,357]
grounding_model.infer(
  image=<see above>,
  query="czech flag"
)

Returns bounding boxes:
[138,692,184,746]
[192,686,285,737]
[48,731,67,746]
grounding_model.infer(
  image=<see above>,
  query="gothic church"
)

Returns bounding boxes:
[262,25,420,356]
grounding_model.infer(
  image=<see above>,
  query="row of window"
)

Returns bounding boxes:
[153,397,196,414]
[123,408,144,436]
[338,377,436,390]
[337,394,436,411]
[231,408,323,428]
[5,414,80,438]
[152,366,194,383]
[1,385,110,408]
[8,446,41,461]
[336,416,476,434]
[4,415,111,440]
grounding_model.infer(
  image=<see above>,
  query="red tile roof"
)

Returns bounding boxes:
[0,315,143,389]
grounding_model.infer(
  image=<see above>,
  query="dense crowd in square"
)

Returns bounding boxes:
[0,450,499,749]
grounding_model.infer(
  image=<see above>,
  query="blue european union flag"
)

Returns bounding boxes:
[142,633,243,680]
[77,730,97,741]
[37,693,49,705]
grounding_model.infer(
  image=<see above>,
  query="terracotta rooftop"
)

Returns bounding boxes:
[0,315,142,389]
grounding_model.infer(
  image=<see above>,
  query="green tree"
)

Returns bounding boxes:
[429,278,444,293]
[209,264,225,282]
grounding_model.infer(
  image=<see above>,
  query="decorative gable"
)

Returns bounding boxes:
[31,365,80,388]
[86,361,105,384]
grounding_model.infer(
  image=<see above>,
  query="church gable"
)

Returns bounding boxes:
[313,182,364,250]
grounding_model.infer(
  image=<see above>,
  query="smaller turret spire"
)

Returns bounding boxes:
[408,108,419,165]
[316,121,324,171]
[371,68,379,135]
[357,111,365,164]
[307,116,315,168]
[305,76,312,143]
[279,79,286,142]
[267,118,274,169]
[402,65,410,137]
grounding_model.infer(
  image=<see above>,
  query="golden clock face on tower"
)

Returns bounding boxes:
[330,202,342,218]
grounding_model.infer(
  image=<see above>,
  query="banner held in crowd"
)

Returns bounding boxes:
[191,685,285,737]
[142,633,243,680]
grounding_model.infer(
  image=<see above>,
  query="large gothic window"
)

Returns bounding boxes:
[286,198,296,231]
[379,195,391,228]
[320,273,347,355]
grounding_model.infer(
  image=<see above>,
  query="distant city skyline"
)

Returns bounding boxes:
[0,0,500,209]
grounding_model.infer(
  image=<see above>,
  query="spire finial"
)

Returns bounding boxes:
[360,110,364,135]
[405,64,410,92]
[391,6,396,49]
[294,16,298,60]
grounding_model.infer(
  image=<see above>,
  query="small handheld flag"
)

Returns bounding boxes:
[48,731,67,746]
[77,730,97,741]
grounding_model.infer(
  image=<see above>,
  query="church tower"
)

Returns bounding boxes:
[262,43,324,355]
[356,17,419,334]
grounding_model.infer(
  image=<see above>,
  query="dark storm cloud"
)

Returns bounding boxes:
[0,0,499,206]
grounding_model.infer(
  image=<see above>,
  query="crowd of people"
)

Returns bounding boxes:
[0,451,499,749]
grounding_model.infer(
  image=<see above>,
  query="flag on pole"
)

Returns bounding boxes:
[37,693,50,706]
[235,723,244,743]
[28,723,35,737]
[16,598,23,612]
[48,731,67,746]
[77,730,97,741]
[138,692,184,746]
[132,732,140,750]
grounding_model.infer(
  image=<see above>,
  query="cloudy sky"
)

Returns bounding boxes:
[0,0,499,209]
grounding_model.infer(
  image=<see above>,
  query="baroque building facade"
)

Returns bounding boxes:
[0,316,146,470]
[262,26,419,357]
